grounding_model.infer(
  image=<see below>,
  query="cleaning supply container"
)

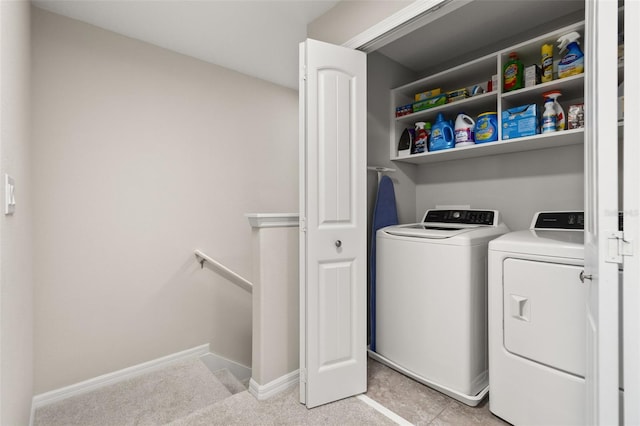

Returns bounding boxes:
[475,112,498,143]
[429,113,454,152]
[542,98,557,133]
[557,32,584,78]
[543,90,565,131]
[541,43,553,82]
[454,113,475,147]
[413,122,429,154]
[503,52,524,92]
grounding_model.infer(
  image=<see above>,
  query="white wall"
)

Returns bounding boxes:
[367,52,417,225]
[1,0,34,424]
[307,0,413,46]
[31,8,298,394]
[416,145,584,230]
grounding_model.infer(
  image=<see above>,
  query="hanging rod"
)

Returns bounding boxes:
[194,249,253,294]
[367,166,396,184]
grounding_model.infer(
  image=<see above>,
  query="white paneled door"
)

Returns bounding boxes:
[299,39,367,408]
[584,0,621,424]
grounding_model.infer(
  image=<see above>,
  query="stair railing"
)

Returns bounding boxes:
[194,249,253,293]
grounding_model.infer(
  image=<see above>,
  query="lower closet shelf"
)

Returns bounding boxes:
[392,128,584,164]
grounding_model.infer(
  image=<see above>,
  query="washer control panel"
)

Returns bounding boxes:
[422,209,497,226]
[533,211,584,230]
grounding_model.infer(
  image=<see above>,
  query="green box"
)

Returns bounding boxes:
[413,94,447,112]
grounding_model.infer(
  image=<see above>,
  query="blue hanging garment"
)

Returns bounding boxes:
[369,175,398,352]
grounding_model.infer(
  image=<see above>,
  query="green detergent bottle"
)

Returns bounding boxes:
[503,52,523,92]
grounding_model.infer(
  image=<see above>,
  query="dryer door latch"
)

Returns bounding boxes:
[606,231,633,264]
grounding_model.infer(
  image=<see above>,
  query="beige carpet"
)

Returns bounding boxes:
[33,358,233,426]
[33,358,397,426]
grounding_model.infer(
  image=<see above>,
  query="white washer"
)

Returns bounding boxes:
[488,211,586,425]
[371,209,509,406]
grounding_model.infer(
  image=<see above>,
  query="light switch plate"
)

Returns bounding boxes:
[5,174,15,215]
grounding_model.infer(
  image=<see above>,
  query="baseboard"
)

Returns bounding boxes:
[199,352,252,382]
[248,370,299,400]
[31,344,211,412]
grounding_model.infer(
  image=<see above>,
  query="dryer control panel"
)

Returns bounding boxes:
[423,209,496,226]
[533,211,584,230]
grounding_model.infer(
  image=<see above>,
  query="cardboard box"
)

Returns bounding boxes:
[414,88,442,102]
[525,65,541,87]
[413,94,447,112]
[446,88,469,103]
[502,104,539,139]
[568,104,585,129]
[395,103,413,117]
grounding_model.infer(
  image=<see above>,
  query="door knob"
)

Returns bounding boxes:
[579,270,592,283]
[335,240,342,248]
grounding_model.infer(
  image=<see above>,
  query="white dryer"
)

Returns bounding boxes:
[488,211,586,425]
[371,209,509,406]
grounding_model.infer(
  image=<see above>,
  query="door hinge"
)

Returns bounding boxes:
[606,231,633,264]
[300,217,307,233]
[301,65,307,81]
[300,369,307,383]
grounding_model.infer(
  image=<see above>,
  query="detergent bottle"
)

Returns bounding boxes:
[454,113,475,147]
[429,113,455,152]
[557,32,584,79]
[503,52,524,92]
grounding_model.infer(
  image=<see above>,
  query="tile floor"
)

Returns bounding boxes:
[365,358,511,425]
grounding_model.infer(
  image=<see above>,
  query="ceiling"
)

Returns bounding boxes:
[31,0,586,90]
[377,0,585,76]
[31,0,340,90]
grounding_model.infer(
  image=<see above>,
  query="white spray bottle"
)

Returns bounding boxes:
[543,91,565,131]
[557,32,584,78]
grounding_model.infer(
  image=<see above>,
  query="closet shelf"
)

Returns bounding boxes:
[389,20,586,166]
[392,128,584,165]
[501,74,584,107]
[395,92,498,125]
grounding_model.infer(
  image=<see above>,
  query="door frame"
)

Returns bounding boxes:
[583,0,621,423]
[623,0,640,424]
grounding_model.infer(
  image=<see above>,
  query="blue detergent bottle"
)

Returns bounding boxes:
[429,113,455,151]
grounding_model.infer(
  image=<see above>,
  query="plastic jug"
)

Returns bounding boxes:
[475,112,498,143]
[429,113,455,152]
[454,113,475,147]
[503,52,524,92]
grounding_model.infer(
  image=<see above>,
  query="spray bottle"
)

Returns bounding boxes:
[413,122,428,154]
[542,98,557,134]
[557,32,584,79]
[543,90,565,131]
